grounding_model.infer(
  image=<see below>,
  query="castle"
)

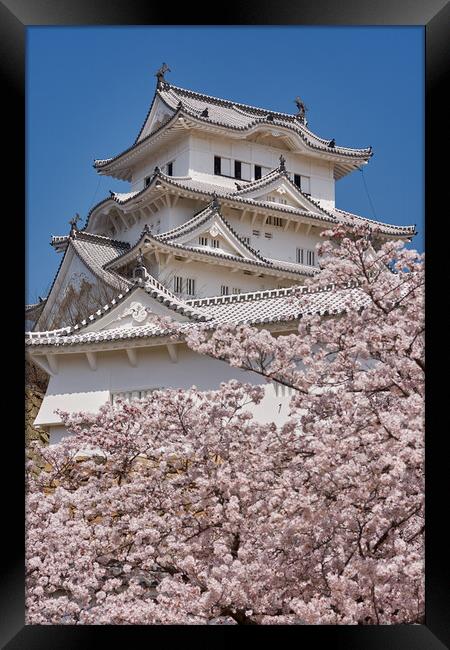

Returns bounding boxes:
[25,65,415,444]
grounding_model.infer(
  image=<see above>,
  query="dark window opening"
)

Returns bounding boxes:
[214,156,221,175]
[167,162,173,176]
[294,174,301,188]
[144,176,151,187]
[254,165,262,180]
[234,160,242,179]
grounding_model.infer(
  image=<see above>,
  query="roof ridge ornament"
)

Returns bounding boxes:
[155,62,171,89]
[69,213,81,233]
[294,96,308,125]
[133,247,149,282]
[211,192,220,210]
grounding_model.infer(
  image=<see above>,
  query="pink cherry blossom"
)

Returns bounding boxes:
[26,226,424,625]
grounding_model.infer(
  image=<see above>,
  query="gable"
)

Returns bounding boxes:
[253,182,318,212]
[167,212,259,261]
[36,247,101,331]
[83,288,190,333]
[137,95,176,142]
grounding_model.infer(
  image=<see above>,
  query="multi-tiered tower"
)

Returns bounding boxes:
[26,66,415,443]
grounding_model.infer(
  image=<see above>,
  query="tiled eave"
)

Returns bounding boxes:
[104,229,317,280]
[158,203,268,263]
[25,281,368,352]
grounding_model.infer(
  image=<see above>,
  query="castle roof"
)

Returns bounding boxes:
[85,169,415,239]
[104,215,318,281]
[25,281,369,349]
[93,81,372,181]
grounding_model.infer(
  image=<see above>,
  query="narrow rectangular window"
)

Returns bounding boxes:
[234,160,242,179]
[144,176,151,187]
[307,250,315,266]
[296,248,304,264]
[186,278,195,296]
[166,161,173,176]
[211,239,219,248]
[266,216,273,225]
[199,236,208,246]
[221,157,231,176]
[252,230,260,237]
[265,232,273,239]
[294,174,301,188]
[274,217,283,227]
[221,285,229,295]
[241,162,251,181]
[214,156,221,175]
[174,276,183,293]
[301,176,311,195]
[254,165,262,180]
[232,288,241,294]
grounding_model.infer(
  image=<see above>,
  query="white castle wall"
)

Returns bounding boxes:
[188,134,335,209]
[129,133,335,210]
[156,259,297,298]
[221,208,323,264]
[116,198,203,245]
[34,344,296,444]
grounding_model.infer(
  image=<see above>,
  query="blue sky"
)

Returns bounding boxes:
[26,26,424,303]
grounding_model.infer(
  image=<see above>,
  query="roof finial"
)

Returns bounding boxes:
[328,138,336,148]
[133,247,148,282]
[294,96,308,123]
[155,62,171,88]
[279,155,286,172]
[211,192,220,209]
[69,213,81,232]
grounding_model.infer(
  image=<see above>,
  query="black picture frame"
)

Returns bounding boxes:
[4,1,449,647]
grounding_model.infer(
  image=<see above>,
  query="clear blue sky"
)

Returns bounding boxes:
[26,26,424,303]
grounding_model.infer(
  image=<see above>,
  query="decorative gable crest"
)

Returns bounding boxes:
[117,301,149,323]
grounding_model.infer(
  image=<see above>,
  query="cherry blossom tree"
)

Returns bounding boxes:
[26,225,424,625]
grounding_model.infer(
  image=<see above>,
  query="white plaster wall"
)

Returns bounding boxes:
[37,345,297,444]
[131,137,191,191]
[117,198,202,245]
[188,134,335,206]
[156,259,295,298]
[222,208,323,264]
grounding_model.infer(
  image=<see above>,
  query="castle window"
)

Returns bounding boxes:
[234,160,242,179]
[214,156,231,176]
[174,276,183,293]
[240,162,251,180]
[199,236,208,246]
[186,278,196,296]
[211,239,219,248]
[144,176,151,187]
[297,248,315,266]
[265,232,273,239]
[294,174,311,195]
[232,288,241,294]
[252,230,260,237]
[254,165,262,180]
[166,161,173,176]
[221,285,229,295]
